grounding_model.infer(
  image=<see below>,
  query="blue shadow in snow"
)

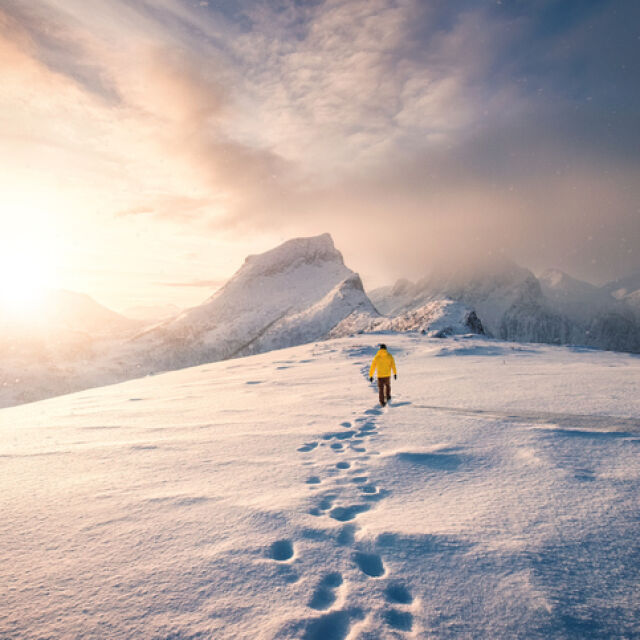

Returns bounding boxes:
[396,450,466,471]
[539,427,639,440]
[524,528,640,638]
[435,345,511,357]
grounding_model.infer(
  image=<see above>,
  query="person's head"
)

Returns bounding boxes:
[379,343,387,350]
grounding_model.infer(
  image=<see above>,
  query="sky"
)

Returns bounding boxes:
[1,0,639,312]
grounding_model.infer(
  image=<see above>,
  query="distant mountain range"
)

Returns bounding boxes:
[369,260,640,353]
[1,234,639,409]
[1,288,140,361]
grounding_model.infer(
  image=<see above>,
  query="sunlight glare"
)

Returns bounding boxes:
[0,242,57,318]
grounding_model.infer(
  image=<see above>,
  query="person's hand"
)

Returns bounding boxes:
[369,377,373,382]
[394,374,397,380]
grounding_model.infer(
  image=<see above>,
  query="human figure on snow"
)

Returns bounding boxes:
[369,343,397,407]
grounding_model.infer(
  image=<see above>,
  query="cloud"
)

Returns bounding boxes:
[2,0,639,294]
[114,196,212,222]
[0,1,121,103]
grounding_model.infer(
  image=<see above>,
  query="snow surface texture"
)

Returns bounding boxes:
[2,334,639,639]
[370,261,640,354]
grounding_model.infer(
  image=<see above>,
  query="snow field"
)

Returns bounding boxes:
[1,335,639,638]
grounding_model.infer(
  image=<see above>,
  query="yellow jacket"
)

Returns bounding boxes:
[369,349,397,378]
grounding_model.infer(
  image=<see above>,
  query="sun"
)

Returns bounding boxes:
[0,247,52,317]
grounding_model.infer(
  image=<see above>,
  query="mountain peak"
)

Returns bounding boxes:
[539,268,569,288]
[241,233,343,279]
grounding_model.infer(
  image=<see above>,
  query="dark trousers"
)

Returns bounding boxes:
[377,377,391,405]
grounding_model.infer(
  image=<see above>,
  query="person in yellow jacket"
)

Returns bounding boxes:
[369,343,397,407]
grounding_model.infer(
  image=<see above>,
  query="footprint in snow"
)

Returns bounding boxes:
[298,442,318,453]
[360,484,378,495]
[294,607,365,640]
[329,504,371,522]
[309,493,337,516]
[308,572,343,610]
[336,461,350,470]
[353,551,385,577]
[384,582,413,605]
[269,539,294,562]
[384,608,413,632]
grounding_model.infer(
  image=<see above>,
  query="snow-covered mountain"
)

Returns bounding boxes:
[370,260,640,353]
[370,258,576,345]
[123,233,377,371]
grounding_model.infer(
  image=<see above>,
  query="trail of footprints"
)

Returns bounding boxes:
[270,406,418,637]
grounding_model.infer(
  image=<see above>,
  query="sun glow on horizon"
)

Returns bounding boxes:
[0,225,61,318]
[0,253,50,317]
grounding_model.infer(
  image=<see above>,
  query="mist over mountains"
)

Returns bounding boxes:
[370,258,640,354]
[2,233,639,409]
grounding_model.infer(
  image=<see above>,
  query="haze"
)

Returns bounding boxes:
[1,0,638,311]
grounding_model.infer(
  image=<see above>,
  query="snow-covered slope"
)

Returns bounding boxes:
[127,234,376,371]
[2,334,639,638]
